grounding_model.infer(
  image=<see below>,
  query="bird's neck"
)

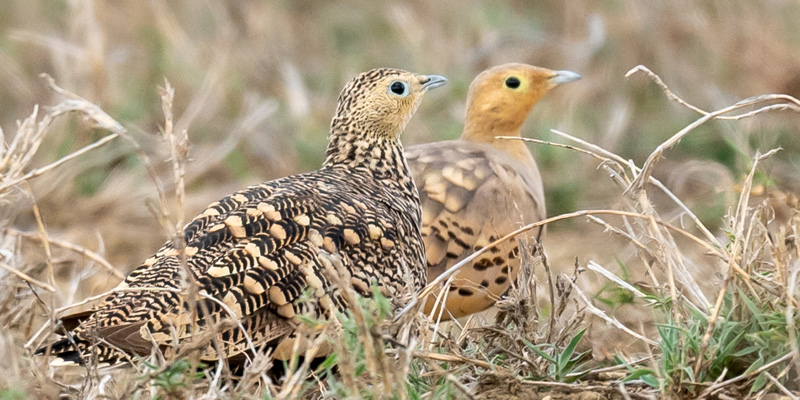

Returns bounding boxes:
[323,116,420,203]
[460,126,536,167]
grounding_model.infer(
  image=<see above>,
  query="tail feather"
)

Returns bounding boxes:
[35,337,85,366]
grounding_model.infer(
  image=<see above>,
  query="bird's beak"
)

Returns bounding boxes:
[420,75,448,92]
[549,70,581,86]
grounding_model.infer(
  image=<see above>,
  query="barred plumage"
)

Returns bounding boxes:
[38,68,446,363]
[406,64,579,319]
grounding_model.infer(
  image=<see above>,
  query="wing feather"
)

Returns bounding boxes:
[49,169,420,362]
[407,140,545,318]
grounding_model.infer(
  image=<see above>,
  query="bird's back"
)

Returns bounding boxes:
[406,139,545,319]
[46,166,426,363]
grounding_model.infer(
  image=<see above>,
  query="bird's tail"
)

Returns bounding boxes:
[34,337,85,366]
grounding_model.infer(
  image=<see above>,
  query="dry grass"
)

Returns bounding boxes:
[2,1,800,399]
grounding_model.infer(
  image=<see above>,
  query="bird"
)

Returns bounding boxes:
[37,68,447,364]
[405,63,580,320]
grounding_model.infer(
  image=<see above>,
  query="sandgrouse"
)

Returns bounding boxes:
[38,68,446,364]
[405,63,579,320]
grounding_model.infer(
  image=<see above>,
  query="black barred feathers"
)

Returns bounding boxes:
[37,68,446,364]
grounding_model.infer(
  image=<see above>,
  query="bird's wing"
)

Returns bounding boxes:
[65,171,408,361]
[406,141,545,318]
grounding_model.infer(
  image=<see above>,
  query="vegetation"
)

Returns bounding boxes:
[1,1,800,398]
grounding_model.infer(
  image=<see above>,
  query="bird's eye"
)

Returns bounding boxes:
[505,76,521,89]
[389,81,410,97]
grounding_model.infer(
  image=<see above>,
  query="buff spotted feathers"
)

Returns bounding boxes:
[406,63,580,319]
[37,68,446,364]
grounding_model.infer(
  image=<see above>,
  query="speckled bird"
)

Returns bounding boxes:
[38,68,446,364]
[405,63,579,319]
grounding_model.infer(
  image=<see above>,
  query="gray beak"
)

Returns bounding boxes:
[550,70,581,86]
[420,75,448,91]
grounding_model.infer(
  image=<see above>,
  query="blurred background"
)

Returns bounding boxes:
[1,1,799,329]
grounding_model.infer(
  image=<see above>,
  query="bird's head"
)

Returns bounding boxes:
[463,63,580,138]
[333,68,447,139]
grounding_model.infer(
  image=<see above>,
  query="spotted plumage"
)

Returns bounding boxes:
[406,63,579,319]
[38,68,446,363]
